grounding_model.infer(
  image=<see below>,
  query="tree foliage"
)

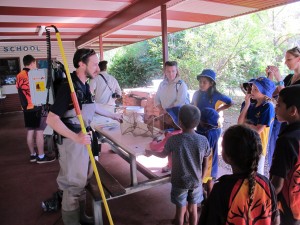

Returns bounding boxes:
[109,42,161,88]
[106,3,300,93]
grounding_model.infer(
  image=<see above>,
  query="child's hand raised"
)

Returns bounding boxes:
[244,94,251,107]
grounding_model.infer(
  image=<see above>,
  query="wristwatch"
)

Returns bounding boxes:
[275,80,284,86]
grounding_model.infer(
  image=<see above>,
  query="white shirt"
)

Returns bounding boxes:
[89,71,122,105]
[154,76,189,109]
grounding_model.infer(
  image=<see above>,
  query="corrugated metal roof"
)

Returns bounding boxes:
[0,0,299,51]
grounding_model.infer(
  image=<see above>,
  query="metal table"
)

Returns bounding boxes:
[91,114,170,192]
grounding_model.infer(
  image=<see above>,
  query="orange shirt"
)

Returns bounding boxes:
[16,68,34,110]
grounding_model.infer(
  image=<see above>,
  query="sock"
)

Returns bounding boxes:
[38,154,45,159]
[31,153,36,156]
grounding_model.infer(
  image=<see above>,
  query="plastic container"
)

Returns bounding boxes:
[124,106,144,114]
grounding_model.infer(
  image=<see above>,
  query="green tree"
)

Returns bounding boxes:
[109,42,161,88]
[107,2,300,92]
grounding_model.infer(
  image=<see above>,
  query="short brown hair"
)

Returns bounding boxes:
[23,55,35,66]
[99,60,108,71]
[73,48,96,68]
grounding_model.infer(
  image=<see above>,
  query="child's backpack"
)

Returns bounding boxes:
[149,129,182,152]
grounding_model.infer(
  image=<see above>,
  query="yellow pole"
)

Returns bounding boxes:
[49,25,114,225]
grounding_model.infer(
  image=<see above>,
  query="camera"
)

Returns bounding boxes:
[242,82,252,94]
[112,93,121,99]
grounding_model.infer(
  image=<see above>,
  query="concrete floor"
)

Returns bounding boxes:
[0,112,230,225]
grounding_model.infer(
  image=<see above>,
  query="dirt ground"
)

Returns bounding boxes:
[217,96,242,177]
[222,97,242,130]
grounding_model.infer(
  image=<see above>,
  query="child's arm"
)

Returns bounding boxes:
[238,94,251,124]
[270,175,284,195]
[216,102,234,112]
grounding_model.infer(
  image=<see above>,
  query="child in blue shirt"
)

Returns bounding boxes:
[192,69,233,113]
[196,107,221,196]
[192,69,232,193]
[238,77,275,175]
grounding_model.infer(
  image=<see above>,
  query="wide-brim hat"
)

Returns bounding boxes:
[166,106,181,127]
[196,69,216,83]
[200,107,219,127]
[251,77,275,98]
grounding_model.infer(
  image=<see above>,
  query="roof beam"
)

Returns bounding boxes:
[75,0,173,48]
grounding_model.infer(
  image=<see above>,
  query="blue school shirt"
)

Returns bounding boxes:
[241,101,275,156]
[192,90,232,111]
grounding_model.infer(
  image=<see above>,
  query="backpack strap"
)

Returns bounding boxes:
[176,79,190,104]
[175,80,182,92]
[99,73,114,94]
[69,72,93,109]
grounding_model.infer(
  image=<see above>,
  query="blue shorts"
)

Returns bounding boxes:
[171,186,203,207]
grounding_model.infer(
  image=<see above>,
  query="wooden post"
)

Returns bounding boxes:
[99,35,104,61]
[161,4,168,67]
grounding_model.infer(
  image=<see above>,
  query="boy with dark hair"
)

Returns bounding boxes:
[98,60,108,71]
[16,54,55,163]
[146,104,210,225]
[270,84,300,225]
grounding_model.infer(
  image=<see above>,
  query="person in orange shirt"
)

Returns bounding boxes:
[16,55,55,163]
[199,125,279,225]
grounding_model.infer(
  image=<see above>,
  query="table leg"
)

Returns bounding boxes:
[129,156,138,186]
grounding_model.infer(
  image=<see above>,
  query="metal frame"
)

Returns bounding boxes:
[90,130,170,225]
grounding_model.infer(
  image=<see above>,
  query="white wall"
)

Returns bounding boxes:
[0,41,76,94]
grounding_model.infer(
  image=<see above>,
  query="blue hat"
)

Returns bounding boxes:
[166,106,181,127]
[197,69,216,83]
[251,77,275,98]
[201,107,219,127]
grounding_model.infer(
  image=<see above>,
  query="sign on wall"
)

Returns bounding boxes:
[2,46,41,52]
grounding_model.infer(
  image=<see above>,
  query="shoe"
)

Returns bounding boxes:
[42,190,62,212]
[30,155,36,162]
[36,155,56,164]
[161,165,171,173]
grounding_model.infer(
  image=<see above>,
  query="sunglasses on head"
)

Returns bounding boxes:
[291,46,300,53]
[80,49,96,61]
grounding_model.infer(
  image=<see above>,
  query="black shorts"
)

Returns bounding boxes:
[23,107,47,130]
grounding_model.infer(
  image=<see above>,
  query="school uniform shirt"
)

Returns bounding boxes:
[154,77,189,109]
[199,173,278,225]
[16,68,34,110]
[197,126,221,181]
[192,90,232,111]
[241,101,275,156]
[270,122,300,225]
[164,132,210,189]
